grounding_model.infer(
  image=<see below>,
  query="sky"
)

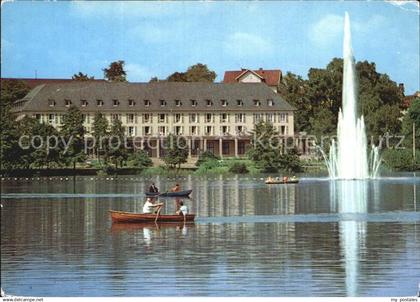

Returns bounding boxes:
[1,1,419,94]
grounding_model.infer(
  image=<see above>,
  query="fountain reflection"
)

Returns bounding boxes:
[330,180,369,296]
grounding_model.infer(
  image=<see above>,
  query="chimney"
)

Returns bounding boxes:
[399,83,405,95]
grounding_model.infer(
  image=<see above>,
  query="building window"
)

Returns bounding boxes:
[220,113,229,123]
[175,100,182,107]
[191,100,197,107]
[191,126,199,135]
[266,113,274,123]
[113,99,119,107]
[81,100,88,107]
[144,100,150,107]
[279,113,288,123]
[65,100,72,107]
[267,99,274,106]
[254,99,261,107]
[143,114,151,123]
[221,126,229,135]
[128,99,135,107]
[158,114,166,123]
[174,113,182,123]
[222,141,230,155]
[97,99,104,107]
[221,100,228,107]
[207,142,215,154]
[160,100,166,107]
[48,114,55,124]
[280,126,286,135]
[127,126,136,137]
[236,126,245,134]
[235,113,245,123]
[237,100,243,106]
[254,113,263,123]
[175,126,183,135]
[238,141,246,155]
[111,114,120,121]
[127,113,135,123]
[48,99,56,107]
[144,126,151,135]
[159,126,167,136]
[189,113,198,123]
[206,100,213,107]
[35,114,41,121]
[205,126,213,135]
[205,113,212,123]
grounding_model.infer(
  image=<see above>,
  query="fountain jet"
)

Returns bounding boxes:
[324,12,381,179]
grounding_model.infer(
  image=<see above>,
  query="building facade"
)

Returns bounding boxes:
[11,81,295,160]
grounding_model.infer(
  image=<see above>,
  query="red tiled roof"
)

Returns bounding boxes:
[0,78,105,89]
[223,69,281,86]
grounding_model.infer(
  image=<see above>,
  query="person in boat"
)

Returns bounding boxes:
[283,176,289,183]
[176,201,188,216]
[290,175,298,182]
[171,183,181,192]
[267,176,274,182]
[143,197,164,215]
[149,183,159,193]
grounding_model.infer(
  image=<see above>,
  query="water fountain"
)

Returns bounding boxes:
[324,12,381,179]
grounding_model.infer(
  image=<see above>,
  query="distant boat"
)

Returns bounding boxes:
[265,179,299,184]
[109,210,196,223]
[145,189,192,198]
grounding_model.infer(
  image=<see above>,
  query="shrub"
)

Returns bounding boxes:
[381,149,419,171]
[228,162,249,174]
[127,150,153,169]
[196,151,220,166]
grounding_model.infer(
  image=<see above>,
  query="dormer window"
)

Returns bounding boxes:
[48,99,56,107]
[128,99,135,107]
[191,100,197,107]
[221,100,228,107]
[160,100,167,107]
[206,100,213,107]
[237,100,243,106]
[267,99,274,106]
[65,100,72,107]
[97,99,104,107]
[254,99,261,107]
[113,99,119,107]
[144,100,150,107]
[175,100,182,107]
[81,100,88,107]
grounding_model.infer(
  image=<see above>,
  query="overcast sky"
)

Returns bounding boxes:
[1,1,419,94]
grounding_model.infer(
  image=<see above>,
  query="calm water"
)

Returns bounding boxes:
[1,173,419,297]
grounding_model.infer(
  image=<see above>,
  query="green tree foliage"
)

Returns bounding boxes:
[108,118,128,168]
[167,63,216,82]
[401,97,420,149]
[162,134,188,169]
[149,76,159,83]
[103,60,127,82]
[72,72,95,81]
[381,149,419,171]
[127,150,153,170]
[60,106,86,169]
[1,79,30,110]
[228,162,249,174]
[247,121,283,172]
[92,112,109,164]
[195,150,220,166]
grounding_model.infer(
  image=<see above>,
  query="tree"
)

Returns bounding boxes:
[127,150,153,170]
[72,72,94,81]
[60,106,86,170]
[92,112,109,164]
[108,118,128,168]
[247,121,282,172]
[1,79,30,110]
[196,150,220,166]
[185,63,216,82]
[278,148,303,173]
[162,134,188,169]
[103,60,127,82]
[30,121,62,168]
[149,76,160,83]
[401,97,420,149]
[166,63,216,83]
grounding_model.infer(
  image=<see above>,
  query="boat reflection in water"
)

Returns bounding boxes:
[111,222,195,247]
[330,180,375,296]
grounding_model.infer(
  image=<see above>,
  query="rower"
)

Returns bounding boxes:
[149,183,159,193]
[143,198,163,214]
[171,183,180,192]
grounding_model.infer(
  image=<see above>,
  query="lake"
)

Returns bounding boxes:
[1,173,419,297]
